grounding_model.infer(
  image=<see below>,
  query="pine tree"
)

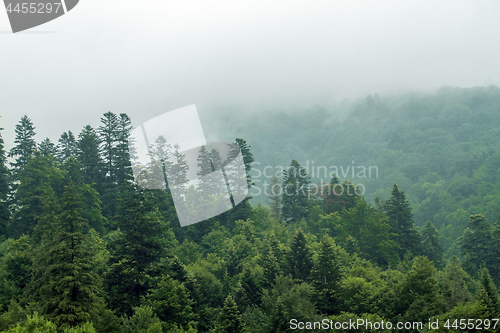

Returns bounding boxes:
[282,160,310,222]
[25,182,104,329]
[57,131,78,163]
[38,138,57,157]
[421,221,443,267]
[310,235,342,315]
[221,295,243,333]
[0,125,10,239]
[8,115,36,179]
[77,125,102,186]
[287,229,313,281]
[385,183,422,258]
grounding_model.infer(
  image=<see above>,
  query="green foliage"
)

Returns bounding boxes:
[286,229,313,281]
[122,306,163,333]
[421,221,444,267]
[25,182,105,328]
[384,183,422,258]
[282,160,310,222]
[310,235,342,315]
[8,115,36,179]
[220,295,242,333]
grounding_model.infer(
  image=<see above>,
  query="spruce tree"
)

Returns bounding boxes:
[25,182,104,329]
[0,126,10,239]
[234,138,254,189]
[459,214,493,277]
[57,131,78,163]
[287,229,313,281]
[478,267,500,319]
[38,138,57,157]
[311,235,342,315]
[421,220,443,267]
[77,125,102,186]
[221,295,242,333]
[115,113,134,185]
[8,115,36,180]
[385,183,422,258]
[282,160,310,222]
[105,183,166,316]
[10,153,64,238]
[266,168,282,222]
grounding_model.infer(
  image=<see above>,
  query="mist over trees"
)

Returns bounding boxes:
[1,86,500,331]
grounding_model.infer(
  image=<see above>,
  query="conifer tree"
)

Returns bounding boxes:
[441,256,472,310]
[0,126,10,239]
[234,138,254,188]
[385,183,422,258]
[287,229,313,281]
[115,113,134,185]
[460,214,493,277]
[57,131,78,163]
[282,160,310,222]
[266,168,282,222]
[98,112,119,183]
[105,183,166,317]
[221,295,243,333]
[8,115,36,180]
[421,220,443,267]
[10,153,64,238]
[25,182,104,329]
[77,125,102,186]
[311,235,342,315]
[478,267,500,319]
[38,138,57,157]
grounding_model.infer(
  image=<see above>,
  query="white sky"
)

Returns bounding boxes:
[1,0,500,149]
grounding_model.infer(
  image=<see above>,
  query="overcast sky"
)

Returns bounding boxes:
[1,0,500,149]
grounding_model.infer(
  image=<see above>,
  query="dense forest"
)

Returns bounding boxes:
[1,86,500,332]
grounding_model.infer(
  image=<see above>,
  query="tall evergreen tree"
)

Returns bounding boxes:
[105,183,166,316]
[287,229,313,281]
[98,112,118,183]
[115,113,134,185]
[0,125,10,239]
[221,295,243,333]
[97,112,121,218]
[8,115,36,180]
[459,214,493,277]
[421,220,443,267]
[478,267,500,319]
[25,182,104,329]
[385,183,422,258]
[77,125,102,186]
[266,168,282,222]
[282,160,310,222]
[234,138,254,189]
[57,131,78,163]
[10,153,64,238]
[311,235,342,315]
[38,138,57,157]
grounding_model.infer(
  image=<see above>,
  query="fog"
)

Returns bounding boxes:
[1,0,500,148]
